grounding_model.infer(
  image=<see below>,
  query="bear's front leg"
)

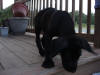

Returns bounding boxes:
[41,34,55,68]
[42,57,55,68]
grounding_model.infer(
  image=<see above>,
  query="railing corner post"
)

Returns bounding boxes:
[94,0,100,48]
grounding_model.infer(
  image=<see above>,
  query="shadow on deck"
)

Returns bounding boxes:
[0,32,100,75]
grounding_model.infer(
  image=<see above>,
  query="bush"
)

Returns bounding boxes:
[0,6,13,26]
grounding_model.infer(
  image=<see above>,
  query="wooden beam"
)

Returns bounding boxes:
[94,8,100,48]
[77,33,94,42]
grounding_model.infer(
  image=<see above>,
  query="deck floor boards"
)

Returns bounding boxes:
[0,33,100,73]
[0,34,43,71]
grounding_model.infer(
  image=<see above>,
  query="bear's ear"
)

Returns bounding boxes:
[74,36,97,55]
[52,37,68,52]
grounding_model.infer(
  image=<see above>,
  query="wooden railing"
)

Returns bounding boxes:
[25,0,94,42]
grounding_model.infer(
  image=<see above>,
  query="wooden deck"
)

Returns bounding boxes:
[0,33,100,75]
[0,33,43,70]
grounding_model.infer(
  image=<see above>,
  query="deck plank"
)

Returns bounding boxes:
[8,35,39,55]
[0,37,43,65]
[9,35,36,45]
[0,34,100,74]
[0,43,28,70]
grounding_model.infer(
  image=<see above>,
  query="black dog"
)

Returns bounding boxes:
[34,8,96,73]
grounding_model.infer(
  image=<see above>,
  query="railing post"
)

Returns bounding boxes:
[65,0,68,12]
[0,0,3,10]
[60,0,62,10]
[46,0,49,8]
[50,0,53,7]
[87,0,91,34]
[34,0,36,15]
[39,0,42,10]
[94,0,100,48]
[36,0,39,12]
[55,0,57,9]
[72,0,75,23]
[79,0,83,33]
[28,0,32,32]
[31,0,34,32]
[43,0,45,9]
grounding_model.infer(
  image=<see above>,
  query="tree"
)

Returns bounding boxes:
[69,11,95,25]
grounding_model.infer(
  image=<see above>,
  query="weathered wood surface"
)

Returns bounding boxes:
[0,34,43,71]
[0,33,100,73]
[0,33,63,71]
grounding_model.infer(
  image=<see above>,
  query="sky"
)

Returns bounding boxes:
[3,0,95,14]
[3,0,14,9]
[61,0,95,14]
[72,0,95,14]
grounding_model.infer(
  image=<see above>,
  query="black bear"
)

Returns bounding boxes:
[34,8,96,73]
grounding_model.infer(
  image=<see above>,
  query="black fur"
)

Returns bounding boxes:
[34,8,96,73]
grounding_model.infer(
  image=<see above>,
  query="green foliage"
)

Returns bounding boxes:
[69,11,95,25]
[91,13,95,25]
[0,6,13,26]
